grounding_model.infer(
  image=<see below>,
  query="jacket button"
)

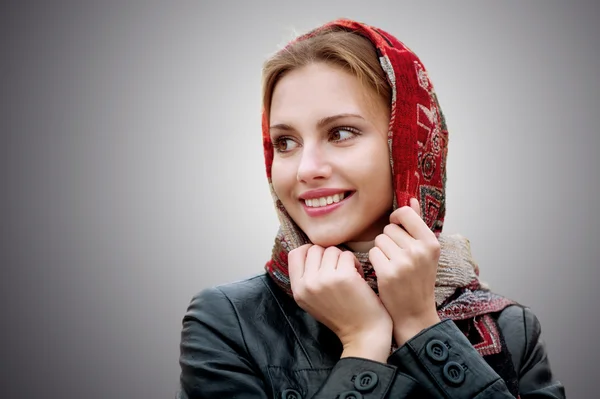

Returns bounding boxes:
[339,391,363,399]
[425,339,448,362]
[354,371,378,392]
[281,388,302,399]
[443,361,465,385]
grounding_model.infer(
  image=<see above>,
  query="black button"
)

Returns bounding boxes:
[425,339,448,362]
[339,391,363,399]
[354,371,378,392]
[281,388,302,399]
[443,361,465,385]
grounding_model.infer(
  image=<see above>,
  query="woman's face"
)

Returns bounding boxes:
[269,62,394,249]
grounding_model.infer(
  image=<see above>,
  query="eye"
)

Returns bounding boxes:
[330,127,360,142]
[273,136,299,153]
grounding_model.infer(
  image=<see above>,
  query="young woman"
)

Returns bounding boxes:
[177,19,565,398]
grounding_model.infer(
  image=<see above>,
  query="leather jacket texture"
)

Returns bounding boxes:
[177,273,565,398]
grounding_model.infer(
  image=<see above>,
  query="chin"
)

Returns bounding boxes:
[304,230,348,248]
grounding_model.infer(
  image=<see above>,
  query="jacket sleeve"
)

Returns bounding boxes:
[386,307,566,398]
[178,287,427,399]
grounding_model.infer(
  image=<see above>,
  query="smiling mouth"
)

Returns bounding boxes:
[301,191,354,208]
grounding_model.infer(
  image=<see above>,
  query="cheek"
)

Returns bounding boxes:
[270,159,295,200]
[356,143,392,188]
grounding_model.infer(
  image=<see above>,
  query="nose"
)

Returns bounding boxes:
[296,142,332,183]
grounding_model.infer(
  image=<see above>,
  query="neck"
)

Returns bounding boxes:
[343,211,391,253]
[344,240,375,253]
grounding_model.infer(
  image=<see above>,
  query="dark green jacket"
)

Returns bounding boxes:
[177,273,565,398]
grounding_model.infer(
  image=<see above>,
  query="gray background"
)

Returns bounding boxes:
[2,1,598,398]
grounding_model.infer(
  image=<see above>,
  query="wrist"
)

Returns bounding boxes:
[393,313,441,346]
[339,328,392,363]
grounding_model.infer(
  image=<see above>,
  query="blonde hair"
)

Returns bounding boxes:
[261,26,392,120]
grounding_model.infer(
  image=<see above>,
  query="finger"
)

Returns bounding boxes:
[368,246,390,275]
[304,245,324,277]
[321,246,341,271]
[288,244,311,283]
[374,230,404,260]
[410,197,421,217]
[352,253,365,279]
[382,223,413,249]
[337,251,362,277]
[389,205,435,242]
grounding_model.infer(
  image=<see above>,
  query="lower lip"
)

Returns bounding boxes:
[301,192,354,217]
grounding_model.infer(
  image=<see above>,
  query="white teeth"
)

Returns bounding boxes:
[304,192,347,208]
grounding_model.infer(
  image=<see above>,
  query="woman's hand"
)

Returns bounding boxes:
[369,197,442,346]
[289,244,393,362]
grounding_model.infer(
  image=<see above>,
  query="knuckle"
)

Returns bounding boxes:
[290,244,310,262]
[430,239,441,253]
[400,205,411,215]
[402,244,416,257]
[311,245,325,256]
[369,246,379,257]
[391,206,410,223]
[324,246,341,256]
[382,224,395,236]
[412,244,427,258]
[338,251,351,263]
[374,233,386,247]
[389,257,407,272]
[421,239,440,258]
[428,243,441,259]
[341,250,357,264]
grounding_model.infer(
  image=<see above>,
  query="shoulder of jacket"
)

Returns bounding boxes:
[496,303,540,335]
[187,272,275,312]
[496,303,542,372]
[182,273,274,325]
[214,272,271,296]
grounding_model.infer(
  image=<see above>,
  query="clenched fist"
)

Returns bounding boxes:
[369,197,442,346]
[289,244,393,362]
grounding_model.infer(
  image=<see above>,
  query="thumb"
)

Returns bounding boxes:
[352,253,365,279]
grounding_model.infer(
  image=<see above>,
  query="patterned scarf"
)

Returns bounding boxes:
[262,19,516,358]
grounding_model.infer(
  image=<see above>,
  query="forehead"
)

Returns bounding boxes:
[269,62,379,123]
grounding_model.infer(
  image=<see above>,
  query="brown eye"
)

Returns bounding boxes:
[273,137,298,153]
[330,127,359,142]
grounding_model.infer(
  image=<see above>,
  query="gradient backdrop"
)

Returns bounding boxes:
[2,1,598,398]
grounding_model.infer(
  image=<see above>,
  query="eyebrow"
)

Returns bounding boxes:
[269,113,366,131]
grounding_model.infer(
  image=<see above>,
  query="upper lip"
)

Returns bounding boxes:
[298,188,351,200]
